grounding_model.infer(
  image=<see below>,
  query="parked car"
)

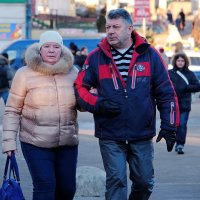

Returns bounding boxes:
[0,38,101,70]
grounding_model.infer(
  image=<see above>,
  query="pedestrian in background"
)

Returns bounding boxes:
[179,8,186,31]
[167,10,174,24]
[159,47,169,67]
[175,14,182,31]
[74,46,88,70]
[173,41,184,54]
[96,7,106,33]
[192,9,200,48]
[169,52,200,154]
[69,42,79,56]
[0,54,14,104]
[2,31,79,200]
[75,8,179,200]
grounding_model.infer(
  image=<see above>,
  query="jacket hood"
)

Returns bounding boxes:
[25,43,74,75]
[98,31,150,57]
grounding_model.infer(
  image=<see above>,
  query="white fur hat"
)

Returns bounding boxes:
[39,30,63,48]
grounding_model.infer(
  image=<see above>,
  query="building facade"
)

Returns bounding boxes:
[0,0,25,40]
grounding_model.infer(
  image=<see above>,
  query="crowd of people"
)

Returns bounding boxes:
[1,7,200,200]
[167,9,186,31]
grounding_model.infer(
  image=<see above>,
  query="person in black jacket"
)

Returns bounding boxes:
[75,8,179,200]
[74,46,88,70]
[96,7,106,33]
[167,10,173,24]
[0,54,14,104]
[169,52,200,154]
[179,9,185,30]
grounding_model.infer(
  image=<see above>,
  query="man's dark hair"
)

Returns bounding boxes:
[107,8,133,25]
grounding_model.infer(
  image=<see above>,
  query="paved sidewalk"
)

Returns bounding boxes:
[1,99,200,200]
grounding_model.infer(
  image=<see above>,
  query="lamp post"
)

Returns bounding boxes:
[50,9,58,29]
[26,0,32,39]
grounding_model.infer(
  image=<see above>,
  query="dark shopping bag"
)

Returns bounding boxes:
[0,153,25,200]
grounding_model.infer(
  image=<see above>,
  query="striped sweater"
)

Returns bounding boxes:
[111,44,134,83]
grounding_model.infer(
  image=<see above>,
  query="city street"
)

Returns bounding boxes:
[0,98,200,200]
[0,0,200,200]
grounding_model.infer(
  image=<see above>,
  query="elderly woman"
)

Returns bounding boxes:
[2,31,79,200]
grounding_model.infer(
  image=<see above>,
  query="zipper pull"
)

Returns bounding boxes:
[131,64,137,89]
[170,102,175,125]
[109,63,119,90]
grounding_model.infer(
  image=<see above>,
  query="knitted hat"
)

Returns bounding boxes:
[159,48,164,53]
[39,31,63,48]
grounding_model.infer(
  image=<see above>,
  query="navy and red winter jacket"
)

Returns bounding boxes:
[75,31,179,141]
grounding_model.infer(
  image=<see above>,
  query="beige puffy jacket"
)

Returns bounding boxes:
[2,44,79,153]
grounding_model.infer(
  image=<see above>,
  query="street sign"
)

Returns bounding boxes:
[133,0,151,25]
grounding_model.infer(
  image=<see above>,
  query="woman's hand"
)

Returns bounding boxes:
[89,87,98,95]
[6,150,17,157]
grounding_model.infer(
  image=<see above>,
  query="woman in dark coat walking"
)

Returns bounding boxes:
[169,52,200,154]
[0,54,14,104]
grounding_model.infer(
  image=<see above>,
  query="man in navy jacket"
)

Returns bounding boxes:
[75,8,179,200]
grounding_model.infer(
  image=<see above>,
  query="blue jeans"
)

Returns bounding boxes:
[21,142,78,200]
[0,90,8,104]
[176,111,190,146]
[99,139,154,200]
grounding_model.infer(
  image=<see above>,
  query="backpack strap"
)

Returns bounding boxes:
[176,70,189,85]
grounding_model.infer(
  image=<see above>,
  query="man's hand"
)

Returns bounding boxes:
[96,100,121,117]
[156,129,176,152]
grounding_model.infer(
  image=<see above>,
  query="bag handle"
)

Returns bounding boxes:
[3,152,21,183]
[3,155,10,181]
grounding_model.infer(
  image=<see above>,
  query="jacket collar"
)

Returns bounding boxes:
[25,43,74,75]
[98,31,150,58]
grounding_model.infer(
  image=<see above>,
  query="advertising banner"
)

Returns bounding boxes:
[0,0,25,2]
[0,23,23,40]
[133,0,151,25]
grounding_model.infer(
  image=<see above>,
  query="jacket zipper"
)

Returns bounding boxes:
[53,76,60,145]
[109,63,119,90]
[170,102,175,125]
[131,64,137,89]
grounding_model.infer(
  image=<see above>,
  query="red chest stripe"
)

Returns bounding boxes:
[130,62,150,77]
[99,63,150,80]
[99,64,118,79]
